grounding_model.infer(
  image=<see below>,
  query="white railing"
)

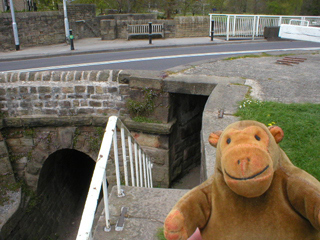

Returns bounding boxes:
[209,14,320,40]
[76,116,153,240]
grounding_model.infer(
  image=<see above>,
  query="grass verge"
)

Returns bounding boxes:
[235,99,320,180]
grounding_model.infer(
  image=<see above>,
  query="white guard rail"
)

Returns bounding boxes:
[76,116,153,240]
[279,20,320,43]
[209,14,320,40]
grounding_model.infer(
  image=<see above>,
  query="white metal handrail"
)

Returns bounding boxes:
[76,116,153,240]
[289,19,310,26]
[209,14,320,40]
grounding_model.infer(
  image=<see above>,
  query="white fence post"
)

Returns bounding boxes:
[226,15,230,41]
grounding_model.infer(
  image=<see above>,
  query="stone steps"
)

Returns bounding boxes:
[93,186,188,240]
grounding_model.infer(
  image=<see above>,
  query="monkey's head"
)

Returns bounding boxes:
[209,120,284,198]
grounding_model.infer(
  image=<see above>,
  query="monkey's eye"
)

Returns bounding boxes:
[226,138,231,144]
[255,135,261,141]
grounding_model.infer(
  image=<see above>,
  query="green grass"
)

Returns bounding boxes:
[235,99,320,180]
[156,227,166,240]
[223,52,298,61]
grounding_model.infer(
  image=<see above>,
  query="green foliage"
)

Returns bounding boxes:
[127,88,158,118]
[132,116,161,123]
[0,175,20,206]
[89,127,104,152]
[266,0,303,15]
[235,100,320,180]
[156,227,166,240]
[37,0,62,11]
[24,128,35,137]
[72,128,81,148]
[224,53,270,61]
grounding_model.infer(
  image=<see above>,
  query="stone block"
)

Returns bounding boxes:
[87,86,94,94]
[101,20,116,40]
[26,161,42,175]
[25,172,39,190]
[142,146,169,166]
[89,101,102,107]
[152,164,169,187]
[38,86,52,94]
[75,85,86,93]
[41,71,52,81]
[62,87,74,94]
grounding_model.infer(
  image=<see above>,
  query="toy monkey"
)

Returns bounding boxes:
[164,120,320,240]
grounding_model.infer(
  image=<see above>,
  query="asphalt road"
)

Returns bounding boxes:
[1,41,320,72]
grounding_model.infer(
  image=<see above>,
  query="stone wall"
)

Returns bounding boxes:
[0,70,127,117]
[0,4,98,51]
[0,11,65,51]
[174,16,210,37]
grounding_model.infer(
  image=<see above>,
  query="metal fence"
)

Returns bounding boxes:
[76,116,153,240]
[209,14,320,40]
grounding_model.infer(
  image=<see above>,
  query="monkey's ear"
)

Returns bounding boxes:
[268,126,284,143]
[209,131,222,148]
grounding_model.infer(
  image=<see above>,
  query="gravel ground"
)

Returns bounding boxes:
[181,51,320,104]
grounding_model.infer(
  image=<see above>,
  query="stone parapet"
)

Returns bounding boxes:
[0,70,127,118]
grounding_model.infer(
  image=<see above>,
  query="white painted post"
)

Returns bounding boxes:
[226,15,230,41]
[120,126,129,186]
[102,171,111,232]
[128,136,135,186]
[134,142,139,187]
[113,128,124,197]
[143,153,147,187]
[232,15,236,37]
[138,148,143,186]
[252,15,256,40]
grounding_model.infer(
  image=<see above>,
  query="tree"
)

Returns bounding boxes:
[266,0,303,15]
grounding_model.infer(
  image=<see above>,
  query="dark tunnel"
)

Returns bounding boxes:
[6,149,96,240]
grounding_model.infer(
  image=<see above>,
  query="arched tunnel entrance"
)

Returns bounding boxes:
[6,149,96,240]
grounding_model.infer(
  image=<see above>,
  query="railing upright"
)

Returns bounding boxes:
[232,15,236,37]
[76,116,154,240]
[134,142,139,187]
[128,136,135,186]
[121,126,129,186]
[226,15,230,41]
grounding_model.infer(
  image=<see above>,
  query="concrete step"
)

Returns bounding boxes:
[93,186,189,240]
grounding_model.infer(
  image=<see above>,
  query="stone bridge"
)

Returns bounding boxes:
[0,69,248,239]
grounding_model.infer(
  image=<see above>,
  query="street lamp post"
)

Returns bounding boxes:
[63,0,70,42]
[9,0,20,50]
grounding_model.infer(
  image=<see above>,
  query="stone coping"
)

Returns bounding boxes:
[0,116,177,135]
[201,82,249,181]
[0,116,109,129]
[123,118,177,135]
